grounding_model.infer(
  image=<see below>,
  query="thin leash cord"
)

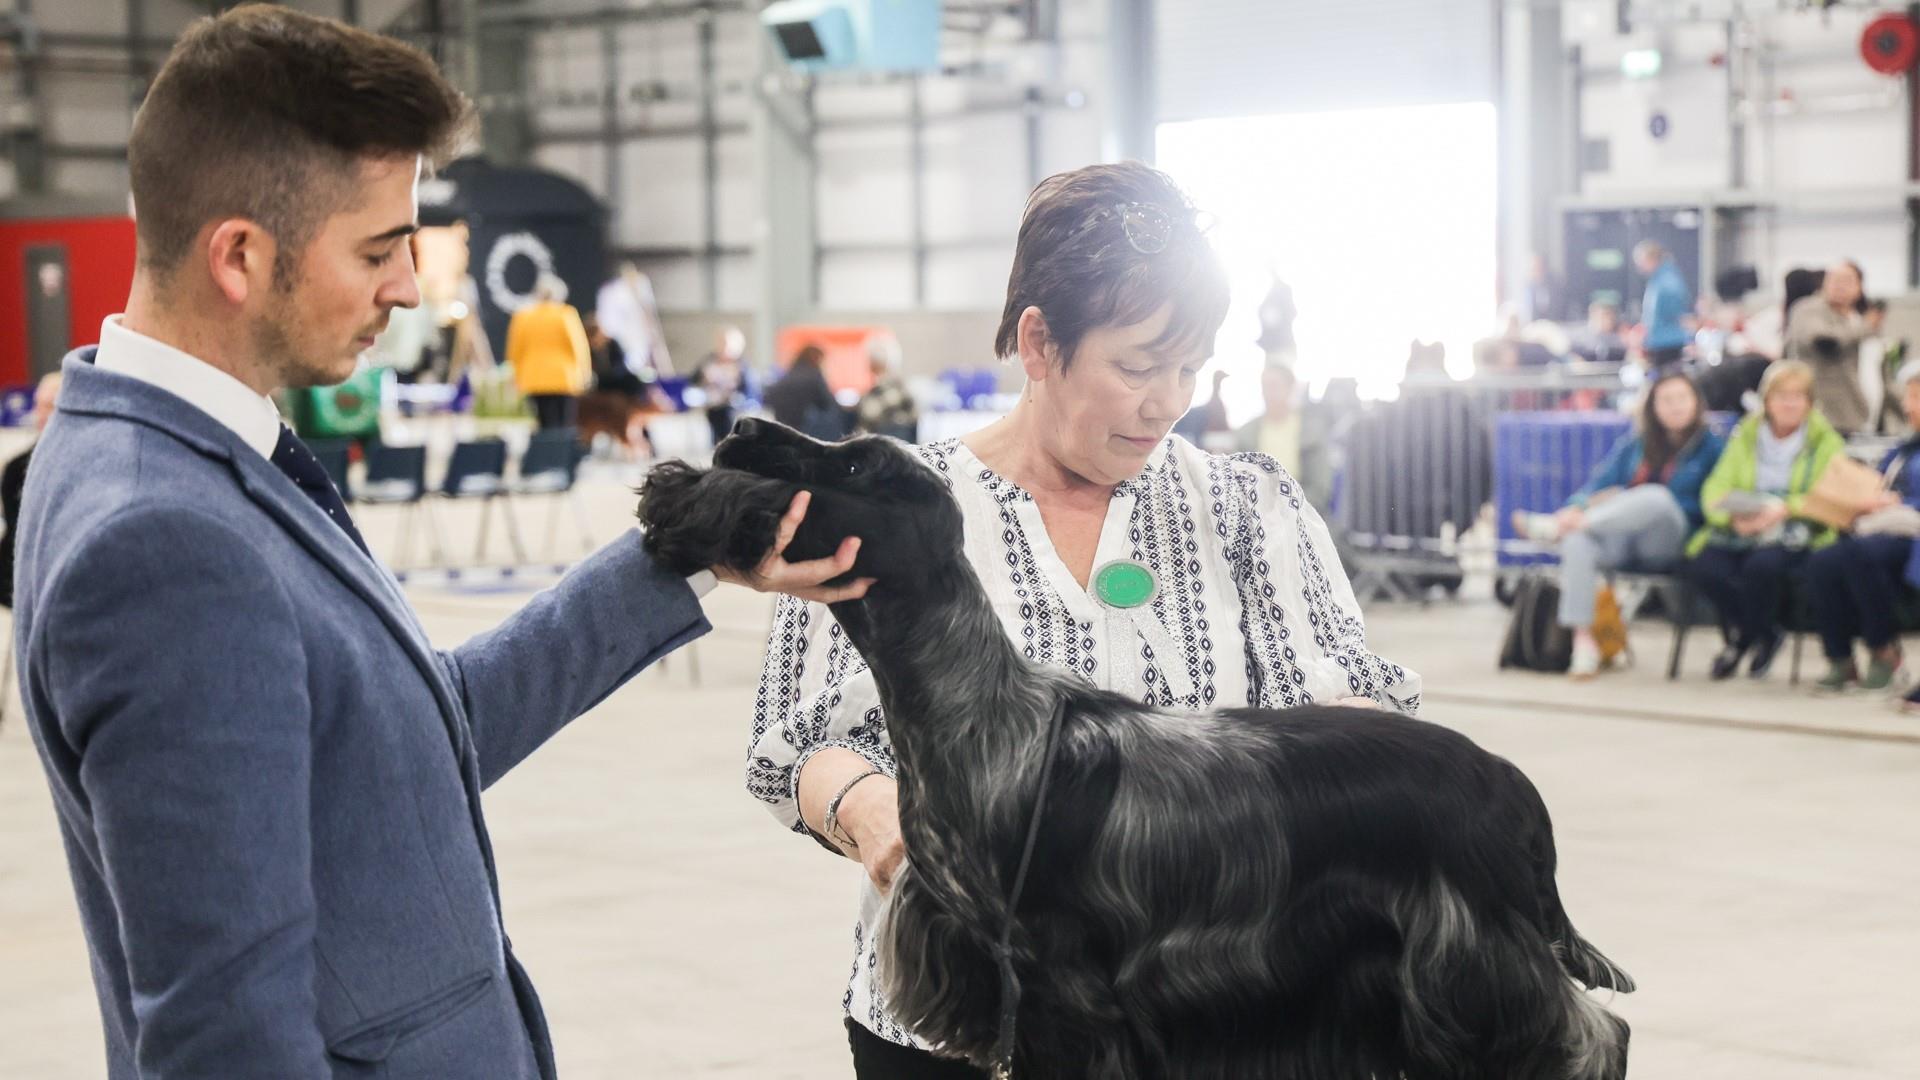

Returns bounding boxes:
[990,699,1067,1080]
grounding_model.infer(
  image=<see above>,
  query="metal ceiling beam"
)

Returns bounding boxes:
[472,0,745,30]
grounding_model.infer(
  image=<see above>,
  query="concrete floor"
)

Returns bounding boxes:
[2,480,1917,1078]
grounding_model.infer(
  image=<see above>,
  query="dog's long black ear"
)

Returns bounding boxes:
[637,461,799,577]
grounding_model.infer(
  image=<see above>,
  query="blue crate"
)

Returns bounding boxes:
[1494,412,1634,568]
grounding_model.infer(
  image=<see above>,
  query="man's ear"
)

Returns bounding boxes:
[205,218,276,307]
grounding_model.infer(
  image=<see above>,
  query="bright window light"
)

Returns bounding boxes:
[1157,102,1498,421]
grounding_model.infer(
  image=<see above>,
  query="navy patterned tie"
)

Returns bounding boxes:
[270,425,370,558]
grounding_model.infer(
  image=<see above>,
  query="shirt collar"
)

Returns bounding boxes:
[94,315,283,460]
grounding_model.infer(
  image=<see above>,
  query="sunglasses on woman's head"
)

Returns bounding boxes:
[1114,202,1172,255]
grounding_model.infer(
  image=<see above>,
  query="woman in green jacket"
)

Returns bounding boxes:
[1684,360,1846,680]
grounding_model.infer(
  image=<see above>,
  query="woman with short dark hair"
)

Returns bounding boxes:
[745,162,1418,1076]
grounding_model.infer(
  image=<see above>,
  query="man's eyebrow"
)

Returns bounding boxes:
[364,223,418,245]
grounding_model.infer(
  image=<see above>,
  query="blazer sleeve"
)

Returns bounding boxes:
[442,530,711,788]
[37,507,330,1078]
[745,593,894,837]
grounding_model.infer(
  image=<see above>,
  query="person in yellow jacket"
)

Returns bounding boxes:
[507,276,593,430]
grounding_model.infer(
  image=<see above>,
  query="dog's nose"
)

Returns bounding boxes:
[731,417,764,440]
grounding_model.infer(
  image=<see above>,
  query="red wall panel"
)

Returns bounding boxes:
[0,216,137,386]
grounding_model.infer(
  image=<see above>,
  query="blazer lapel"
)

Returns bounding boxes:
[229,451,473,760]
[56,352,472,760]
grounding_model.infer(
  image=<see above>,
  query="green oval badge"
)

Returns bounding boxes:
[1093,560,1158,609]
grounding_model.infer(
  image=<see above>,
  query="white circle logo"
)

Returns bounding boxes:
[484,232,556,314]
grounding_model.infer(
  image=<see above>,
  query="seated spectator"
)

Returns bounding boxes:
[1786,259,1882,436]
[1811,360,1920,693]
[854,336,918,441]
[766,344,846,439]
[1511,370,1724,678]
[1684,360,1844,680]
[1235,364,1331,508]
[1569,302,1628,365]
[1,372,61,609]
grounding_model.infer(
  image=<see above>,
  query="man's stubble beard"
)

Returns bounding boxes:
[252,271,350,391]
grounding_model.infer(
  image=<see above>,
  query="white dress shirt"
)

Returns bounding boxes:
[94,315,283,459]
[90,314,718,597]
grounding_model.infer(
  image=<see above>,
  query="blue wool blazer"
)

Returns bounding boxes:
[13,350,709,1078]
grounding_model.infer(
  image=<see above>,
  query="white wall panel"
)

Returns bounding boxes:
[42,72,131,148]
[713,131,756,247]
[814,126,912,245]
[632,256,706,311]
[926,247,1015,312]
[715,253,758,311]
[1158,0,1498,122]
[532,142,608,201]
[616,136,704,248]
[922,114,1027,244]
[820,250,914,310]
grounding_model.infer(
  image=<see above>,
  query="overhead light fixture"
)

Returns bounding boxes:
[1622,48,1663,79]
[760,0,940,73]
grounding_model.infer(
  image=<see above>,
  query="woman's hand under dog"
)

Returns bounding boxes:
[840,778,907,895]
[713,490,876,604]
[800,747,907,894]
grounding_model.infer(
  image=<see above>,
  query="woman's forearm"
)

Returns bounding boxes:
[798,746,893,856]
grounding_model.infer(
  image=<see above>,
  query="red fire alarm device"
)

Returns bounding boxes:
[1862,12,1919,76]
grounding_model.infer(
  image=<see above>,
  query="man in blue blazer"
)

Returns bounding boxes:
[11,8,869,1078]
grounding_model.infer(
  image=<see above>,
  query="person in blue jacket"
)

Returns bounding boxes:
[1811,360,1920,694]
[1513,370,1725,677]
[1636,240,1694,368]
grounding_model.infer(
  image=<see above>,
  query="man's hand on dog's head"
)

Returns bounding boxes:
[713,490,876,604]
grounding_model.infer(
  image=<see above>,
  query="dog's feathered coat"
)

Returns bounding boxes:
[640,420,1633,1080]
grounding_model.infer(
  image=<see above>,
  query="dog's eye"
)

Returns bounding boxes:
[846,461,860,476]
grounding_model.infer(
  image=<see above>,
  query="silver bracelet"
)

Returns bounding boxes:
[822,769,885,854]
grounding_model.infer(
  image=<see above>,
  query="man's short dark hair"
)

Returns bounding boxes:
[128,3,471,281]
[994,162,1229,368]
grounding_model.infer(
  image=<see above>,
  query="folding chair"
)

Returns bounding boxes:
[511,428,595,562]
[439,438,527,568]
[359,443,442,572]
